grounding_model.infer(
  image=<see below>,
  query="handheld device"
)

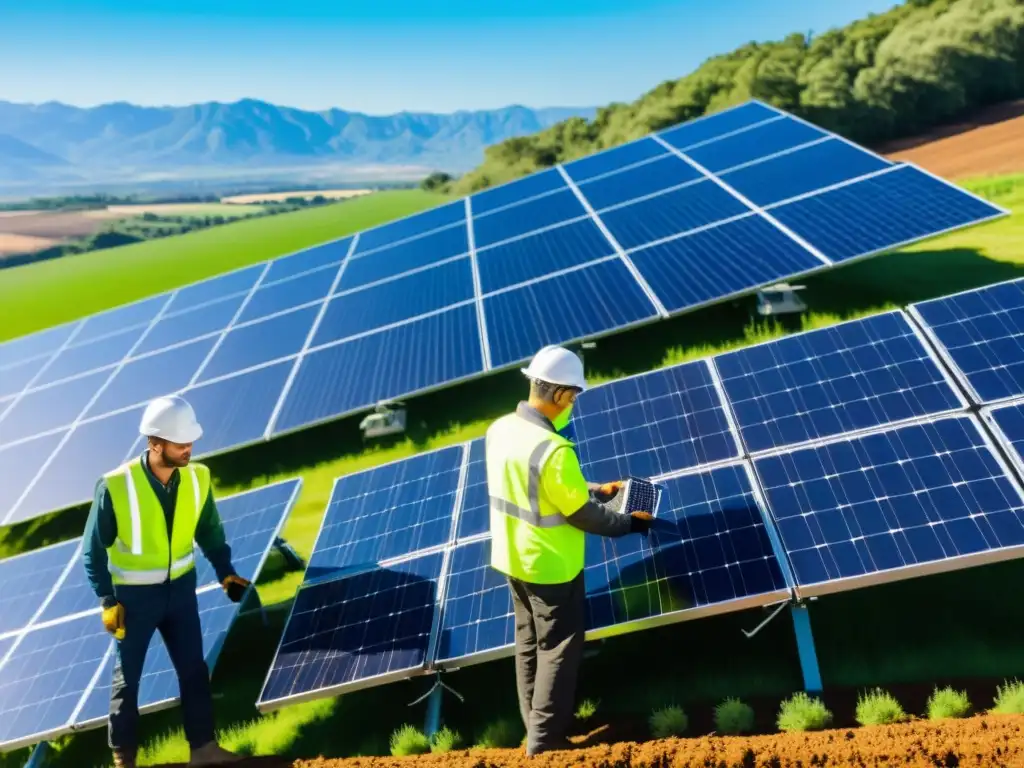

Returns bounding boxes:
[605,476,664,518]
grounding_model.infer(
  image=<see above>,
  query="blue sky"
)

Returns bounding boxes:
[2,0,900,114]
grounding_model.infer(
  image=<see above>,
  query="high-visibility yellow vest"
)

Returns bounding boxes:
[486,412,586,584]
[104,456,211,586]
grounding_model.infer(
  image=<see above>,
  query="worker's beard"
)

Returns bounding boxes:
[155,450,191,469]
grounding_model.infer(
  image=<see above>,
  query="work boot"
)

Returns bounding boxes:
[188,742,242,765]
[112,749,137,768]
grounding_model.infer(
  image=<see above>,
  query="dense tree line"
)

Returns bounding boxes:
[444,0,1024,195]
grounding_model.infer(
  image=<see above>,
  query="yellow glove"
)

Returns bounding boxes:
[102,602,125,640]
[222,574,251,603]
[596,481,624,499]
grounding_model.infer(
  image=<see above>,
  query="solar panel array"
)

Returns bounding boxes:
[1,100,1008,528]
[0,477,301,752]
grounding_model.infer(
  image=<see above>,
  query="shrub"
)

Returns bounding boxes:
[926,686,972,720]
[430,726,463,753]
[855,688,906,726]
[714,697,755,735]
[576,698,600,721]
[992,679,1024,715]
[777,692,833,732]
[475,718,522,749]
[649,705,688,739]
[389,724,430,757]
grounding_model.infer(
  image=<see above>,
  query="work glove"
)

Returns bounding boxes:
[102,602,126,641]
[629,511,654,534]
[221,574,251,603]
[595,481,623,500]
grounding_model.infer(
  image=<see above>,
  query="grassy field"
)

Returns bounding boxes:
[1,175,1023,768]
[105,203,265,217]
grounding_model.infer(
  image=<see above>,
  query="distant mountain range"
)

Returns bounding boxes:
[0,99,597,187]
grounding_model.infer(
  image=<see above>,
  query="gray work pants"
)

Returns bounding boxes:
[507,571,586,756]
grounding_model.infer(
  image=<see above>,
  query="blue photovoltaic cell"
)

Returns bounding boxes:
[585,463,790,633]
[259,551,443,705]
[73,589,241,727]
[0,368,110,445]
[721,139,891,208]
[0,357,48,399]
[164,265,263,314]
[307,446,463,578]
[568,360,740,481]
[355,202,466,254]
[338,224,470,291]
[134,294,245,356]
[484,259,658,369]
[472,189,587,249]
[10,406,145,525]
[658,101,779,151]
[314,258,474,345]
[273,304,483,434]
[196,306,316,383]
[562,137,668,184]
[237,267,337,325]
[715,311,965,454]
[578,154,702,211]
[262,238,352,284]
[0,432,66,524]
[600,179,750,251]
[0,540,78,636]
[35,328,143,387]
[771,165,1005,264]
[471,168,566,216]
[455,438,489,541]
[630,214,824,314]
[476,218,615,294]
[34,552,96,627]
[910,278,1024,405]
[754,415,1024,594]
[75,295,167,345]
[194,479,300,587]
[435,538,514,664]
[0,613,112,749]
[184,361,293,456]
[684,116,826,174]
[0,323,78,369]
[84,337,217,420]
[986,401,1024,474]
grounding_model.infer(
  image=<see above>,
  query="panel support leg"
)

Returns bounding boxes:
[274,537,305,571]
[790,602,822,694]
[26,741,53,768]
[409,673,464,739]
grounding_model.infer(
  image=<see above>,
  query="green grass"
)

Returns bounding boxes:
[926,686,972,720]
[648,705,688,739]
[991,679,1024,715]
[713,697,755,735]
[388,724,431,756]
[777,693,833,732]
[854,688,906,726]
[0,189,441,342]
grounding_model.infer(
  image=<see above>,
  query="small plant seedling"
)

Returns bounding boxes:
[714,697,755,735]
[777,692,833,732]
[649,705,688,739]
[475,718,522,749]
[575,698,600,721]
[855,688,906,726]
[926,686,971,720]
[430,726,463,753]
[389,724,430,757]
[992,679,1024,715]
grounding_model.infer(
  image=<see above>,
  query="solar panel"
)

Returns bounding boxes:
[1,100,1007,526]
[713,310,968,454]
[752,414,1024,597]
[256,550,444,711]
[909,277,1024,406]
[981,399,1024,480]
[454,438,488,542]
[0,540,79,637]
[305,446,465,580]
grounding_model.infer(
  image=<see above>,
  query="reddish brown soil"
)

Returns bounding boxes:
[878,99,1024,180]
[286,714,1024,768]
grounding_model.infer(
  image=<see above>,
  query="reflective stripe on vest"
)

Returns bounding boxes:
[486,412,585,585]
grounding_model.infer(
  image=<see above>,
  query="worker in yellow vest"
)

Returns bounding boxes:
[82,395,251,768]
[487,345,653,756]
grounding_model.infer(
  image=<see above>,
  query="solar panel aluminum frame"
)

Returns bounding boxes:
[906,278,1024,408]
[750,412,1024,601]
[979,399,1024,483]
[711,308,973,457]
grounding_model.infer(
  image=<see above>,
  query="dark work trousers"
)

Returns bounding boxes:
[108,569,215,752]
[507,570,586,756]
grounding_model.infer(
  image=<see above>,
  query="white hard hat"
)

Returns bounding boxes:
[139,395,203,444]
[520,345,588,391]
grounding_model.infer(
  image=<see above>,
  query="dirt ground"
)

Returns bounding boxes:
[878,99,1024,180]
[0,232,61,256]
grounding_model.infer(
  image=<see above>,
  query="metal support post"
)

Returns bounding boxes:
[424,683,443,739]
[274,537,305,570]
[790,602,822,693]
[25,741,53,768]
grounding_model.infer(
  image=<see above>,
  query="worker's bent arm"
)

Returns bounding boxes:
[83,479,118,608]
[194,492,237,582]
[543,447,633,538]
